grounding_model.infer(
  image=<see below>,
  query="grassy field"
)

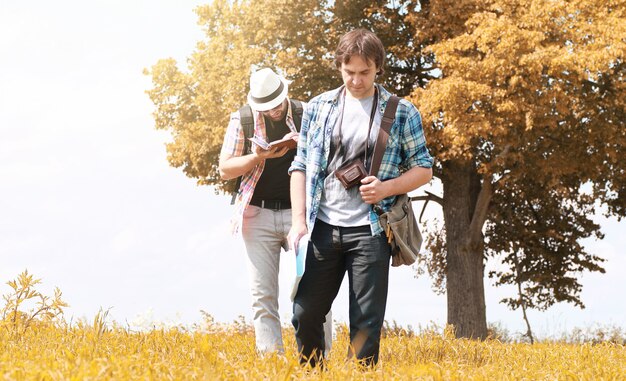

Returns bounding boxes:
[1,271,625,380]
[1,316,625,380]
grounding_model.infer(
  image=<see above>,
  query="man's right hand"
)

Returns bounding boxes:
[289,170,308,252]
[288,221,308,252]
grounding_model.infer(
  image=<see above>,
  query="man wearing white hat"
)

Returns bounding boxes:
[219,68,332,354]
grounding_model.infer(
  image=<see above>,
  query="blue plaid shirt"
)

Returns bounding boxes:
[289,84,434,235]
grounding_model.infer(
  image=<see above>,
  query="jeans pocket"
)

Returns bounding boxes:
[243,205,262,219]
[359,233,391,264]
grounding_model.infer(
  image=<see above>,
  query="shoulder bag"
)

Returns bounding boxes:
[370,96,423,267]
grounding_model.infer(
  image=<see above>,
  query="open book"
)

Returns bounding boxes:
[248,135,297,151]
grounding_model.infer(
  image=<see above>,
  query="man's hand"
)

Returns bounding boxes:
[288,221,308,252]
[289,170,308,251]
[283,131,299,142]
[253,144,289,159]
[359,167,433,204]
[359,176,390,204]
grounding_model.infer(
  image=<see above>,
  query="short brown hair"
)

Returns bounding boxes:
[334,29,385,75]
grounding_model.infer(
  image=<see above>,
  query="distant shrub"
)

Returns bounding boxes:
[487,321,514,342]
[562,324,626,345]
[1,270,68,337]
[382,320,417,338]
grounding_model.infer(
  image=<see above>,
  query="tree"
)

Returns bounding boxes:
[146,0,626,339]
[411,0,626,337]
[145,0,334,193]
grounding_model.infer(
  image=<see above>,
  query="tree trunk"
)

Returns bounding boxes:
[442,160,488,339]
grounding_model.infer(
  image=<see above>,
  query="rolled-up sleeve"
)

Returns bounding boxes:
[220,112,245,157]
[401,101,434,169]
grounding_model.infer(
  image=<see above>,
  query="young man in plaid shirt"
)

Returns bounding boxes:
[288,30,433,366]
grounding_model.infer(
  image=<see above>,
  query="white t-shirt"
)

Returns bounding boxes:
[318,94,382,227]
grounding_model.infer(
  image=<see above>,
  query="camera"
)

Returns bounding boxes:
[334,159,367,189]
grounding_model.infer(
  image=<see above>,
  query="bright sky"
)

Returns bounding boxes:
[1,1,624,338]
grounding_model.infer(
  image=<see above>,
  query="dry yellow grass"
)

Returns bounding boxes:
[1,271,625,380]
[1,318,625,380]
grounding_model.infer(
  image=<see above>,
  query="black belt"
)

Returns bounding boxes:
[249,199,291,210]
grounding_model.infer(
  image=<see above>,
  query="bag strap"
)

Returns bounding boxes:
[369,95,400,177]
[230,105,255,204]
[290,99,303,132]
[335,88,378,168]
[238,104,255,153]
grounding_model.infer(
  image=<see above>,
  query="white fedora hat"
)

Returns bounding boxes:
[247,68,289,111]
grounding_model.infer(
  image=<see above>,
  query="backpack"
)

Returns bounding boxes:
[230,99,303,204]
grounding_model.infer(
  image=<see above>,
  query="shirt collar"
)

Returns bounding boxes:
[329,84,392,108]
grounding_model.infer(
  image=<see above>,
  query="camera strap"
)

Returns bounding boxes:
[334,87,379,167]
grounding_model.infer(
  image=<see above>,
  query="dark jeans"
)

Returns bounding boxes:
[292,219,391,367]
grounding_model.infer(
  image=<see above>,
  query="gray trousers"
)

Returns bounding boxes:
[292,219,391,366]
[242,205,333,353]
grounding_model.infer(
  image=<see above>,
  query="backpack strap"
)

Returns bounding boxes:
[238,104,255,153]
[369,95,400,178]
[290,99,303,132]
[230,105,256,204]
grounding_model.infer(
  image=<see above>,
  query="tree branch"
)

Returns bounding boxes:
[465,144,513,245]
[411,190,443,223]
[433,166,443,179]
[467,178,493,247]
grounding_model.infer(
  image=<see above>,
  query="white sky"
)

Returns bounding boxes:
[1,1,624,337]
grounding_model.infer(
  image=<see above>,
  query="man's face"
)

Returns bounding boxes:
[262,99,288,122]
[340,55,378,99]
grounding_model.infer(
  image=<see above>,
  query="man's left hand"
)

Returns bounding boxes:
[359,176,389,204]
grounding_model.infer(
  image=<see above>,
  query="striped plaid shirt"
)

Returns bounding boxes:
[221,99,302,236]
[288,85,433,235]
